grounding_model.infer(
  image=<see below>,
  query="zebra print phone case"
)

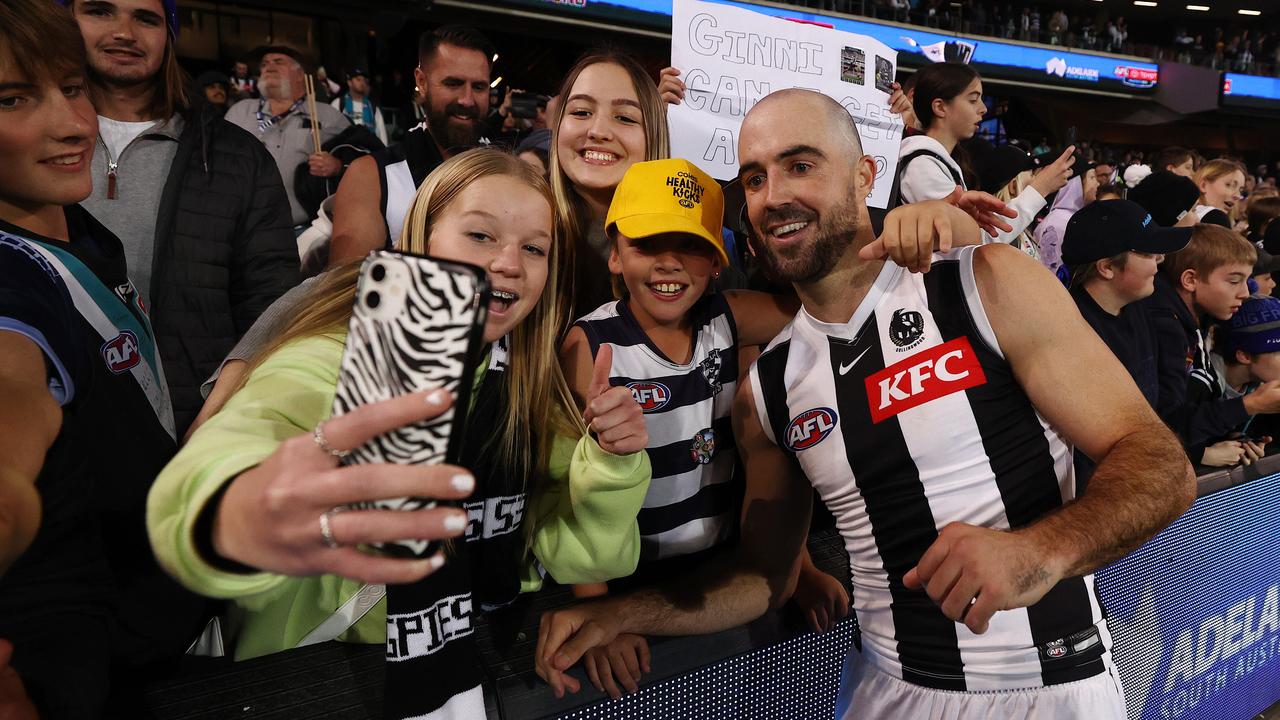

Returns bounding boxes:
[331,250,490,557]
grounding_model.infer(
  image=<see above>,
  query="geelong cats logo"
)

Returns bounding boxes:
[699,348,723,394]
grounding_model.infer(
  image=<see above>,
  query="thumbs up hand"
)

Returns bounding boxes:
[582,345,649,456]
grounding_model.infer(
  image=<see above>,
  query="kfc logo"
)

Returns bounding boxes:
[864,337,986,423]
[101,330,141,374]
[628,382,671,412]
[785,407,838,451]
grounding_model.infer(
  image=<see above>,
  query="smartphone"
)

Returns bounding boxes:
[331,250,490,557]
[509,91,539,119]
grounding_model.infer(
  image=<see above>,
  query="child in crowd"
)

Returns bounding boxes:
[1217,295,1280,444]
[561,159,845,698]
[895,62,1074,245]
[1193,158,1247,228]
[1062,200,1191,484]
[1143,224,1280,466]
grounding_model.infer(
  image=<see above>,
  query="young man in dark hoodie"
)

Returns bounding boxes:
[1143,223,1280,464]
[71,0,300,436]
[0,1,204,714]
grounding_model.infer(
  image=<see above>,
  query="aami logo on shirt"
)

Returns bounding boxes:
[786,407,838,451]
[864,337,986,423]
[628,381,671,412]
[101,330,141,374]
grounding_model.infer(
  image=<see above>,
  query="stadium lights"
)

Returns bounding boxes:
[492,53,499,62]
[1185,4,1209,9]
[490,76,503,88]
[1133,1,1157,6]
[1238,8,1261,15]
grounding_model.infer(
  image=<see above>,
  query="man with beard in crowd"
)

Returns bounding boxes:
[535,89,1195,718]
[70,0,299,437]
[328,25,493,265]
[224,46,350,230]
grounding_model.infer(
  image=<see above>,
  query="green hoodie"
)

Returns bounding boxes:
[147,333,650,660]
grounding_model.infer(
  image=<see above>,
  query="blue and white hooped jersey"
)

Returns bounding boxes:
[750,246,1111,693]
[575,293,740,562]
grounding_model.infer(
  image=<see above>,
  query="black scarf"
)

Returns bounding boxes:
[383,340,529,719]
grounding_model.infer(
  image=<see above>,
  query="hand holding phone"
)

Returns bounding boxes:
[212,387,474,584]
[331,251,490,557]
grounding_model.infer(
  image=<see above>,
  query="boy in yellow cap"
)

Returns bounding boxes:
[559,158,847,698]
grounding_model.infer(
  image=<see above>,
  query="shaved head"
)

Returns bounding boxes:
[747,89,864,159]
[737,88,876,287]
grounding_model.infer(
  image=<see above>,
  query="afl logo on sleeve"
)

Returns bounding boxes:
[101,330,141,374]
[889,308,925,351]
[785,407,838,451]
[865,337,987,423]
[628,381,671,412]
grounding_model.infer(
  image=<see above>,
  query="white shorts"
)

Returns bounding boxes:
[835,649,1127,720]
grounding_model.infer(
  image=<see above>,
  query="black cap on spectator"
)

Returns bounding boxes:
[515,128,552,157]
[977,145,1038,194]
[1264,220,1280,256]
[346,68,369,80]
[1063,199,1192,267]
[1127,170,1200,227]
[253,45,308,71]
[1070,153,1096,182]
[1253,245,1280,277]
[195,70,229,89]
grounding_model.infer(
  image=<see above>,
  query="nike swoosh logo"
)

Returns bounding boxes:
[839,347,872,376]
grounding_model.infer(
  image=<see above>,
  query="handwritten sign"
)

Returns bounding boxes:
[670,0,903,208]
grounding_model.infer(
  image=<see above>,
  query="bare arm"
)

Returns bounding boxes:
[326,155,387,268]
[0,334,61,575]
[976,244,1195,575]
[535,378,812,696]
[905,244,1195,634]
[185,359,247,442]
[723,290,800,347]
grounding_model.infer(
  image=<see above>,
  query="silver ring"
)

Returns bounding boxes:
[319,508,342,549]
[313,423,350,459]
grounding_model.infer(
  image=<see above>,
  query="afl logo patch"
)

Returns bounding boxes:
[628,382,671,412]
[101,330,141,374]
[785,407,838,451]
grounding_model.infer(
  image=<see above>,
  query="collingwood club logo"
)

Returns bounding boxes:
[889,308,925,351]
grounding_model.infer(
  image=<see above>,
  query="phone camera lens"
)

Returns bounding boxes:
[365,291,381,309]
[371,264,386,282]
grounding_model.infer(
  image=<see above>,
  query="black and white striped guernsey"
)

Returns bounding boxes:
[575,294,740,562]
[375,122,444,248]
[749,246,1113,693]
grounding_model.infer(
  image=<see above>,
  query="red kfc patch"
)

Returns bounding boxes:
[864,337,986,423]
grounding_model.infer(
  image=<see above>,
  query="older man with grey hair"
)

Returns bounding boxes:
[225,46,350,229]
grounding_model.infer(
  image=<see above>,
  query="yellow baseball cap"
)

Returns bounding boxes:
[605,159,728,266]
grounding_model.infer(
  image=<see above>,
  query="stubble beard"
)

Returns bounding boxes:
[88,49,158,90]
[758,194,861,286]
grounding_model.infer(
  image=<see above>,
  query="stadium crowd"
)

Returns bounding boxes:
[1,0,1276,718]
[798,0,1280,77]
